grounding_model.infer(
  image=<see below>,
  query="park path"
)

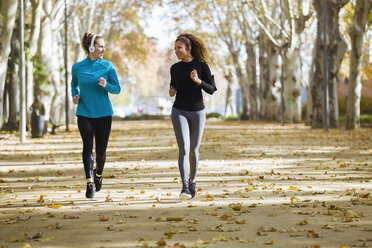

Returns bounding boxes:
[0,120,371,248]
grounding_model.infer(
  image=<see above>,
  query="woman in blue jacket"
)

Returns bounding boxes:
[169,33,217,200]
[71,31,121,199]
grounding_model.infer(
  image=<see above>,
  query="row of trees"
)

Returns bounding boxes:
[167,0,371,129]
[0,0,371,133]
[0,0,160,131]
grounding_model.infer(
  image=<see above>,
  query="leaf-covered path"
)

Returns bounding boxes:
[0,120,371,248]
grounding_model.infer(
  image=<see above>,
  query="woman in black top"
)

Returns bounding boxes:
[169,33,217,199]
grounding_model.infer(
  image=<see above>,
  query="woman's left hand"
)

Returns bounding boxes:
[98,77,107,88]
[190,69,201,85]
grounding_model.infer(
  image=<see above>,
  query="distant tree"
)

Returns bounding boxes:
[311,0,349,129]
[346,0,371,130]
[0,0,18,128]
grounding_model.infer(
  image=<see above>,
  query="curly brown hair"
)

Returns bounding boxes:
[176,33,209,63]
[81,30,103,54]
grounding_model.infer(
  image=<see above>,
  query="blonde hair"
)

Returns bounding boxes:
[176,33,209,63]
[81,31,103,54]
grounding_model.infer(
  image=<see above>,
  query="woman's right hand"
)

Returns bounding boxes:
[72,95,80,104]
[169,86,176,97]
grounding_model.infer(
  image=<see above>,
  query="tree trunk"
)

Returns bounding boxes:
[230,48,250,120]
[38,0,64,122]
[26,0,44,125]
[346,0,371,130]
[281,0,310,124]
[259,34,281,122]
[245,41,258,121]
[224,68,236,117]
[283,42,302,123]
[327,1,348,128]
[306,48,316,126]
[3,23,19,131]
[312,0,349,129]
[0,0,18,128]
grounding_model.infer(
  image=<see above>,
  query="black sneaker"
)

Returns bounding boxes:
[189,182,196,199]
[180,183,191,200]
[86,182,95,199]
[93,169,103,192]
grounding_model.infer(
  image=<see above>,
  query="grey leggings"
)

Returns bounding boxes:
[171,107,206,185]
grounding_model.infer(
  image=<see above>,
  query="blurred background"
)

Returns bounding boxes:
[0,0,371,134]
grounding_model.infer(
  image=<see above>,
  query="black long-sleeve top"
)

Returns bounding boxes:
[170,59,217,111]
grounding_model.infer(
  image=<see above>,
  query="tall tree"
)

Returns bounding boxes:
[37,0,65,123]
[311,0,349,129]
[168,0,251,119]
[234,1,259,120]
[0,0,18,128]
[3,23,19,131]
[258,32,281,122]
[26,0,44,124]
[345,0,371,130]
[251,0,312,123]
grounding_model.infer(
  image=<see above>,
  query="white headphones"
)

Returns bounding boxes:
[89,34,97,53]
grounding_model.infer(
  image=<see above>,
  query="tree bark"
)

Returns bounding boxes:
[259,33,281,122]
[245,41,258,121]
[283,44,302,123]
[37,0,64,122]
[0,0,18,128]
[3,23,19,131]
[306,48,316,126]
[311,0,349,129]
[224,67,236,117]
[230,48,250,120]
[346,0,371,130]
[26,0,44,125]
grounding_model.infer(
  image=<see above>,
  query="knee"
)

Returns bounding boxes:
[179,146,189,156]
[190,144,200,154]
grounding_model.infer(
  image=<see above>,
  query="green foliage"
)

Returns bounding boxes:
[338,97,347,115]
[339,114,372,124]
[360,114,372,124]
[339,96,372,115]
[32,55,49,97]
[360,97,372,114]
[223,115,239,121]
[206,112,222,118]
[302,103,307,120]
[341,2,354,30]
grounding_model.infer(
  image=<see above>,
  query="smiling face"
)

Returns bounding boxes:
[90,38,105,59]
[174,40,190,61]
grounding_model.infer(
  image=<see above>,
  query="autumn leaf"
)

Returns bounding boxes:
[166,217,183,222]
[37,194,46,203]
[156,238,166,246]
[48,223,62,230]
[99,216,109,221]
[258,226,277,232]
[105,195,113,202]
[196,238,210,244]
[229,202,242,211]
[264,239,276,245]
[213,235,229,241]
[45,203,62,209]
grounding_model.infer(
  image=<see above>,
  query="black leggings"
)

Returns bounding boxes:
[77,116,112,179]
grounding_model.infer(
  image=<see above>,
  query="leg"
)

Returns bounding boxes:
[93,116,112,175]
[171,107,190,186]
[189,109,206,181]
[77,116,94,180]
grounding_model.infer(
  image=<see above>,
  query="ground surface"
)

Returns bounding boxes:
[0,120,371,248]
